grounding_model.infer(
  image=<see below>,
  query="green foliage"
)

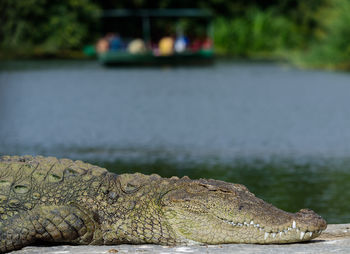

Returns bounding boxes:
[298,0,350,69]
[213,8,304,57]
[0,0,100,57]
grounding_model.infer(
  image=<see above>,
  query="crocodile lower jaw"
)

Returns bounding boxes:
[220,218,324,242]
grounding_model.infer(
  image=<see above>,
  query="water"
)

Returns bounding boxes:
[0,60,350,223]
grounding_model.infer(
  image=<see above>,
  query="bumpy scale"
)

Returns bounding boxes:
[0,156,327,253]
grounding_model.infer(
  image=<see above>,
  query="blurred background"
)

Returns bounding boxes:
[1,0,350,224]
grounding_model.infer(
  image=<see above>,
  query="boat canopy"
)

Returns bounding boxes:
[101,8,213,46]
[102,8,213,18]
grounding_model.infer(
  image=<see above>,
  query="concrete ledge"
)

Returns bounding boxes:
[11,224,350,254]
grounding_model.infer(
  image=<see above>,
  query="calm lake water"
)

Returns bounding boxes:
[0,60,350,223]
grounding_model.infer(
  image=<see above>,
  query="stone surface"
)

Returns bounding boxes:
[9,224,350,254]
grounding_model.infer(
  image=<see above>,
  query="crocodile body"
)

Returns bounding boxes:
[0,155,326,253]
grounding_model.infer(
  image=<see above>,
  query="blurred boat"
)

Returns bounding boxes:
[98,9,214,66]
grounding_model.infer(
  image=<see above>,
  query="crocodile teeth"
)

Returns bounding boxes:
[279,232,283,237]
[250,221,254,225]
[264,232,269,240]
[300,231,305,240]
[272,233,276,238]
[308,232,313,238]
[292,221,296,229]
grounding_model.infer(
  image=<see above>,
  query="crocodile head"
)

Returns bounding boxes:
[161,177,327,244]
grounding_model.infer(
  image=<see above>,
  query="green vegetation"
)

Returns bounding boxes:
[213,8,304,58]
[294,0,350,70]
[1,0,350,69]
[213,0,350,69]
[0,0,100,58]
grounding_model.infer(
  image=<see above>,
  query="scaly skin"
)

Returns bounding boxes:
[0,155,326,253]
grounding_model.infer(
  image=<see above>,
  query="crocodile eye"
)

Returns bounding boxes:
[14,185,29,194]
[186,184,209,194]
[48,174,61,182]
[198,183,219,191]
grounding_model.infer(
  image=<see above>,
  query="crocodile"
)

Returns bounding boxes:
[0,155,326,253]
